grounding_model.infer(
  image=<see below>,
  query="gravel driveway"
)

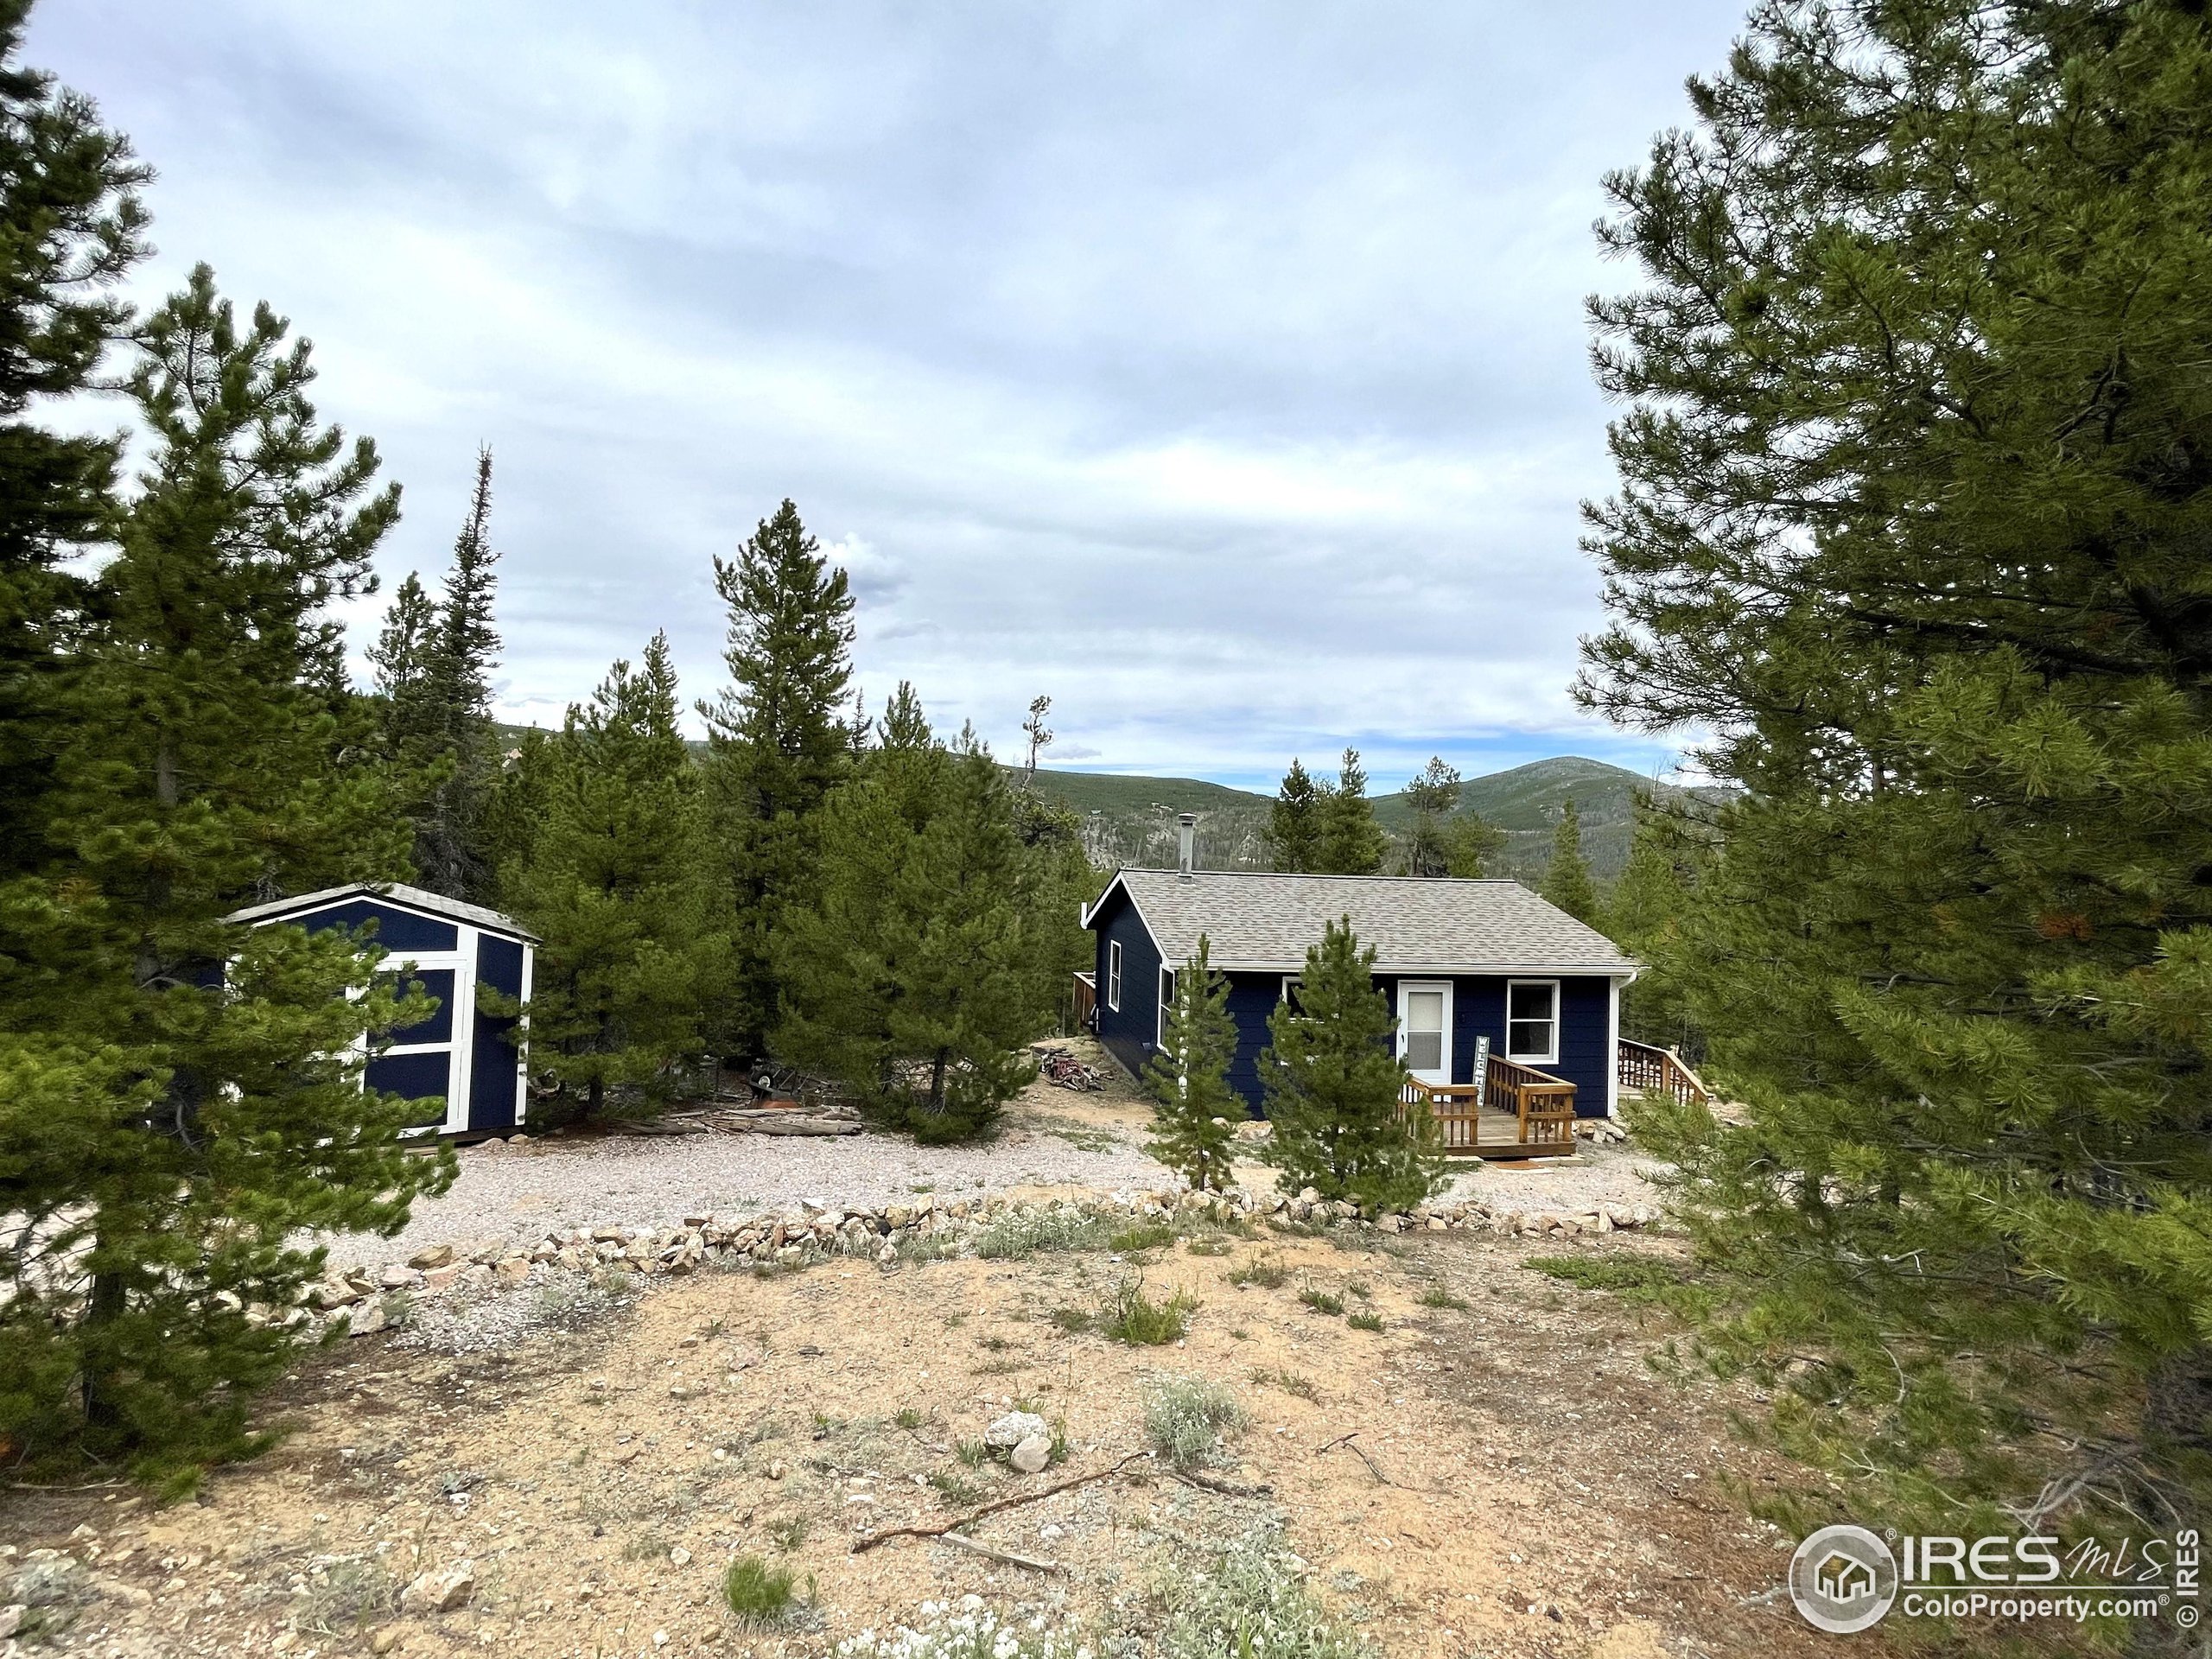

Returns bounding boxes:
[339,1111,1173,1271]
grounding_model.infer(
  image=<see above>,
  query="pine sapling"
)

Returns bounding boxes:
[1143,934,1242,1192]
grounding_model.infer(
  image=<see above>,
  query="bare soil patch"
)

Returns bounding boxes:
[1,1221,1903,1659]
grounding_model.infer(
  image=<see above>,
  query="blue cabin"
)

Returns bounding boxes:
[226,881,537,1139]
[1080,831,1638,1155]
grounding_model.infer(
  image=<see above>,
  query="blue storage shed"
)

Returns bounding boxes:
[225,881,537,1138]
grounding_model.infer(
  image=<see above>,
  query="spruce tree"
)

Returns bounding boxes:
[1314,747,1385,875]
[1538,799,1599,924]
[1266,758,1325,872]
[1399,756,1461,876]
[1142,934,1241,1191]
[1583,0,2212,1548]
[1261,918,1442,1211]
[698,499,857,1058]
[0,266,447,1476]
[0,3,149,879]
[499,633,727,1123]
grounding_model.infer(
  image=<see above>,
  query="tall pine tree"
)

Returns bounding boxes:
[1142,934,1241,1192]
[699,499,856,1058]
[1538,798,1599,924]
[0,266,448,1476]
[1583,0,2212,1552]
[1266,757,1325,872]
[1399,756,1461,876]
[1314,747,1386,875]
[372,448,500,899]
[0,2,148,880]
[1261,918,1442,1211]
[499,633,727,1123]
[777,688,1047,1142]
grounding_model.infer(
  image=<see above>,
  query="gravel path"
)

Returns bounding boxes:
[1437,1142,1669,1217]
[335,1116,1174,1270]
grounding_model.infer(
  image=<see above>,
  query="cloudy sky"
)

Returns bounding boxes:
[32,0,1743,792]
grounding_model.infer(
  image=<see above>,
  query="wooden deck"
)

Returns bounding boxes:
[1400,1053,1580,1160]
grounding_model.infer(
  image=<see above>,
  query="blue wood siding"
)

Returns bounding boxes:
[1090,888,1163,1084]
[1221,972,1279,1117]
[388,967,455,1045]
[366,1051,448,1128]
[469,935,526,1131]
[294,898,459,953]
[1210,969,1613,1119]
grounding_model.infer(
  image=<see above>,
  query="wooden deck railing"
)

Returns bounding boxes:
[1616,1038,1710,1107]
[1400,1053,1578,1155]
[1071,971,1097,1032]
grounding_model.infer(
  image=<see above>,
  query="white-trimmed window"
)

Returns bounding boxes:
[1278,976,1304,1014]
[1107,941,1123,1012]
[1505,979,1559,1065]
[1157,967,1176,1047]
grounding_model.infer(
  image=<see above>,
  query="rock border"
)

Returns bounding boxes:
[308,1181,1662,1338]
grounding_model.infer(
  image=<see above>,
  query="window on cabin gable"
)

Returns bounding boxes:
[1505,979,1559,1065]
[1107,940,1123,1011]
[1157,966,1175,1047]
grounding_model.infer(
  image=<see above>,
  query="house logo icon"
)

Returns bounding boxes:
[1788,1524,1898,1633]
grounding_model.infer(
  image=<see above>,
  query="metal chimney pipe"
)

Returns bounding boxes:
[1177,812,1197,879]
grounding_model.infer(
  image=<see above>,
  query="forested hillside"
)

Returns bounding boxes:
[1020,756,1719,880]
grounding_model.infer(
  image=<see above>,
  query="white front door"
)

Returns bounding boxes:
[1396,981,1452,1087]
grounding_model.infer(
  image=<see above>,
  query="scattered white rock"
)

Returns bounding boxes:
[984,1411,1050,1452]
[1009,1433,1052,1474]
[398,1560,475,1615]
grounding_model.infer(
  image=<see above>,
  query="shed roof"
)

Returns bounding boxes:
[224,881,539,943]
[1085,868,1632,976]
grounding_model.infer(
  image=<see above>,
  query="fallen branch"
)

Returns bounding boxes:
[938,1532,1065,1573]
[852,1452,1154,1553]
[1313,1432,1405,1490]
[1169,1467,1273,1499]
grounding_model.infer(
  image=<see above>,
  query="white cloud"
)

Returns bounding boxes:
[29,0,1743,785]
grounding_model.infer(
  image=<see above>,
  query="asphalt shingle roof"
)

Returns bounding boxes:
[1096,868,1633,974]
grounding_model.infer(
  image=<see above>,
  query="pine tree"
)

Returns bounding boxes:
[698,499,857,1058]
[1440,810,1507,878]
[1538,799,1599,924]
[1261,918,1442,1211]
[499,633,727,1123]
[374,450,500,899]
[1314,748,1385,875]
[1582,0,2212,1545]
[0,3,149,880]
[888,742,1043,1141]
[1399,756,1461,876]
[1266,758,1325,872]
[0,266,447,1476]
[1142,934,1241,1191]
[1608,796,1707,1059]
[777,688,1046,1143]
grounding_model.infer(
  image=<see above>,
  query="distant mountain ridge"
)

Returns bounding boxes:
[493,721,1701,883]
[1027,755,1719,882]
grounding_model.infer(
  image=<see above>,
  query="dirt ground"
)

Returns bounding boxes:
[0,1212,1905,1659]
